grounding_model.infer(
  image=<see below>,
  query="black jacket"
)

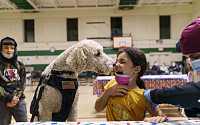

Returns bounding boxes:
[0,37,26,102]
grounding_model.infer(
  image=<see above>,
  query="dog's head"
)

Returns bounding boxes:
[66,40,114,75]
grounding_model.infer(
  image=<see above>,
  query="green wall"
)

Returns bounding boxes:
[21,47,181,71]
[19,47,179,56]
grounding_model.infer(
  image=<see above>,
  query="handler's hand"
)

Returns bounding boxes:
[107,84,130,97]
[7,96,19,107]
[148,116,167,124]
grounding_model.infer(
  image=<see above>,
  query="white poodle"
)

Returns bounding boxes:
[30,40,114,122]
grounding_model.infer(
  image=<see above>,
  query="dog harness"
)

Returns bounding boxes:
[30,70,78,122]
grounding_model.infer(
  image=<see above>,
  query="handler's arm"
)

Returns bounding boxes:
[150,82,200,108]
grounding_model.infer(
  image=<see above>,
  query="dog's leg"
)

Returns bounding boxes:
[67,88,79,122]
[38,102,53,121]
[38,85,62,121]
[33,116,39,122]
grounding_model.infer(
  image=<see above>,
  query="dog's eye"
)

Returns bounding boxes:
[95,51,101,56]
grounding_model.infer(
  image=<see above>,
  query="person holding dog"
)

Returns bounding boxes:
[95,47,167,123]
[0,37,27,125]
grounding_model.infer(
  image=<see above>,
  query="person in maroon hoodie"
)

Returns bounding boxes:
[144,18,200,114]
[0,37,27,125]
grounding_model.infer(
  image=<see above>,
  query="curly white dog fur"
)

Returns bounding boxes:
[34,40,114,121]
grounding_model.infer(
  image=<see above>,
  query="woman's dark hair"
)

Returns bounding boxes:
[117,47,147,89]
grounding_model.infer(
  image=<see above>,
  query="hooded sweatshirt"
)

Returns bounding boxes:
[0,37,26,102]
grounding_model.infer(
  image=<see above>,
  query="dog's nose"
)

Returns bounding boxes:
[113,63,115,67]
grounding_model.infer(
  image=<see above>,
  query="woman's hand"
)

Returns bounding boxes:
[107,84,130,97]
[148,116,167,124]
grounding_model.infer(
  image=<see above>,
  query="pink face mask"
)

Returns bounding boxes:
[115,70,136,84]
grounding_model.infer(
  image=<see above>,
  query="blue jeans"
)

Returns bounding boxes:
[0,98,27,125]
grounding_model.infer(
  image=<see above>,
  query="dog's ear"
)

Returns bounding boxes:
[66,48,87,73]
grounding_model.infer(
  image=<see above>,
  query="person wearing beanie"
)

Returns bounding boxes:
[180,17,200,119]
[143,18,200,113]
[0,37,27,125]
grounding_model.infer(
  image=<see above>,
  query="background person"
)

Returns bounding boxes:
[159,63,169,75]
[0,37,27,125]
[151,61,160,75]
[168,61,180,75]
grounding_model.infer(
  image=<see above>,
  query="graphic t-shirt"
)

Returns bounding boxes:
[104,79,150,121]
[4,69,20,81]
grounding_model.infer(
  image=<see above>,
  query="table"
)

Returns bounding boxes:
[93,75,187,95]
[11,120,200,125]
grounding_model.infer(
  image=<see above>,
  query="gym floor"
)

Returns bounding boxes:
[11,84,187,124]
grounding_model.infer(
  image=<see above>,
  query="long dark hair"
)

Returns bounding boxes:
[117,47,147,89]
